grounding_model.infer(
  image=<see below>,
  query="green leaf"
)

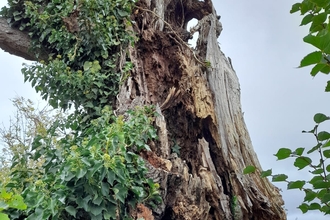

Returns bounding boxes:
[300,13,314,26]
[107,170,116,186]
[274,148,292,160]
[260,169,272,178]
[310,0,330,7]
[76,167,87,179]
[321,193,330,203]
[90,204,104,216]
[312,12,327,26]
[8,195,27,210]
[0,213,10,220]
[323,149,330,158]
[313,181,330,189]
[287,180,306,189]
[65,206,77,217]
[293,147,305,156]
[310,176,323,184]
[314,113,330,123]
[304,32,330,54]
[113,184,128,204]
[272,174,288,182]
[326,80,330,92]
[299,51,322,67]
[311,63,329,76]
[309,202,321,210]
[317,131,330,141]
[326,164,330,172]
[307,143,322,154]
[294,157,312,170]
[298,203,309,213]
[312,168,324,174]
[290,3,301,13]
[101,182,110,196]
[243,165,256,174]
[304,190,317,202]
[83,61,92,71]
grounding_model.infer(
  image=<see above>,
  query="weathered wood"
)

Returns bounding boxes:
[0,17,47,60]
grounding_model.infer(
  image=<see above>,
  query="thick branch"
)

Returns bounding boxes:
[0,17,40,61]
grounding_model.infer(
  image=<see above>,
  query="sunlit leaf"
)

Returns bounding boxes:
[274,148,292,160]
[243,166,256,174]
[272,174,288,182]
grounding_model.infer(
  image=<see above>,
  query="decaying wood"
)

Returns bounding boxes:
[118,0,286,219]
[0,0,286,219]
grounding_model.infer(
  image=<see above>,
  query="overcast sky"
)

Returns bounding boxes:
[1,0,329,219]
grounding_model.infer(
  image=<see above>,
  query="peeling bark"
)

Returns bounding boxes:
[0,0,286,219]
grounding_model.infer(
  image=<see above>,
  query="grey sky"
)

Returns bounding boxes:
[1,0,329,219]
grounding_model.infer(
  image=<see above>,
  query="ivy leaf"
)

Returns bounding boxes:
[299,51,322,67]
[272,174,288,182]
[65,206,77,217]
[314,113,330,123]
[294,157,312,170]
[287,180,306,190]
[260,169,272,178]
[113,184,128,204]
[274,148,292,160]
[83,61,92,71]
[243,165,256,174]
[0,213,10,220]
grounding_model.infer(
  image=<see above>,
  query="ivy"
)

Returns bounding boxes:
[5,106,161,219]
[1,0,136,119]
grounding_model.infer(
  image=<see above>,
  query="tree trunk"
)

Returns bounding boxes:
[0,0,286,219]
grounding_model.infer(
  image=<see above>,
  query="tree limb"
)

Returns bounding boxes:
[0,17,41,61]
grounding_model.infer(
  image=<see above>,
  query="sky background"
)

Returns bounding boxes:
[0,0,329,219]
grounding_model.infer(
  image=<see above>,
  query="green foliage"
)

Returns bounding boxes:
[290,0,330,91]
[171,139,181,156]
[3,104,161,219]
[245,113,330,215]
[244,1,330,216]
[1,0,163,219]
[1,0,136,119]
[0,187,27,220]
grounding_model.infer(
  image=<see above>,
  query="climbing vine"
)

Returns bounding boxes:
[1,0,136,118]
[0,0,163,219]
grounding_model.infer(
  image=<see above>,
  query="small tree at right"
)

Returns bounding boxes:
[245,0,330,215]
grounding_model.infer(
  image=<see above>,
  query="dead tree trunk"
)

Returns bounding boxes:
[0,0,286,219]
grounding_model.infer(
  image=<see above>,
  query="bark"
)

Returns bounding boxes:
[0,0,286,219]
